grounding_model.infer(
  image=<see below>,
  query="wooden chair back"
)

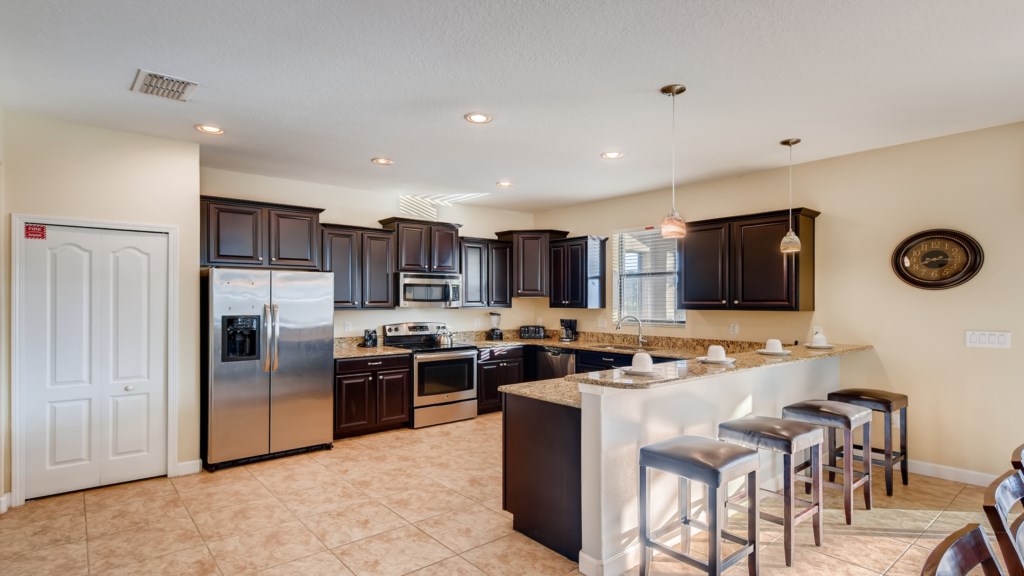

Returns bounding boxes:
[1012,443,1023,472]
[983,470,1024,576]
[921,523,1004,576]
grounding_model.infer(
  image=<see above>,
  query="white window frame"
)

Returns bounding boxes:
[611,227,685,327]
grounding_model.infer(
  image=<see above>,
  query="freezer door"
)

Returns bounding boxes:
[269,270,335,452]
[207,268,272,464]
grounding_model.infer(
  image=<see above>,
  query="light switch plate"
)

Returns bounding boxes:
[343,322,352,332]
[598,318,607,329]
[965,330,1011,349]
[729,323,739,335]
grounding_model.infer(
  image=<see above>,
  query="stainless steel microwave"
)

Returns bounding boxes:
[398,272,462,308]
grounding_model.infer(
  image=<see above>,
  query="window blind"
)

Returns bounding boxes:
[611,228,685,325]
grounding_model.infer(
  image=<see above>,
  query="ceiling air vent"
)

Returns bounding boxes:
[130,69,198,102]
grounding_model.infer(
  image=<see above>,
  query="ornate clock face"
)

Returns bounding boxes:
[891,229,983,289]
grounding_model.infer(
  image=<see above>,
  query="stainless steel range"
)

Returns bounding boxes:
[382,322,477,428]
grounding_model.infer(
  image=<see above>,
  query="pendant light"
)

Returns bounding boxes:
[660,84,687,239]
[779,138,802,253]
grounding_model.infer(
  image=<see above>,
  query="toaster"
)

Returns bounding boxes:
[519,325,546,339]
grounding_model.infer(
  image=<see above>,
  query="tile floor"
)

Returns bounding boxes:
[0,412,1004,575]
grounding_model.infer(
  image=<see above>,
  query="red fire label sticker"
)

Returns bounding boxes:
[25,224,47,240]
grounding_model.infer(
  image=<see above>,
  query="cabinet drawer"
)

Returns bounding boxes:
[335,355,409,374]
[478,346,524,362]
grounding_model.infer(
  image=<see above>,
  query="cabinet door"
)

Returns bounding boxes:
[514,233,549,297]
[362,232,395,308]
[488,242,513,308]
[376,369,410,425]
[431,226,460,273]
[576,363,606,374]
[322,228,360,308]
[502,358,524,385]
[396,222,430,272]
[268,208,319,268]
[731,215,794,309]
[549,242,567,307]
[204,202,265,266]
[679,222,730,309]
[461,240,488,308]
[335,373,374,436]
[565,240,587,308]
[477,360,503,413]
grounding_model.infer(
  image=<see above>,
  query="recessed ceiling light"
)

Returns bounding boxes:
[464,112,493,124]
[193,124,224,135]
[601,151,624,160]
[371,157,394,165]
[495,180,513,188]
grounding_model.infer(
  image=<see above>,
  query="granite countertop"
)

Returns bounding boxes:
[499,343,873,407]
[333,341,411,359]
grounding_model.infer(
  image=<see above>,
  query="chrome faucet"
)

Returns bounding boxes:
[615,315,647,348]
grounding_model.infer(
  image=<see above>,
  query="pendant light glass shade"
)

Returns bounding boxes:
[660,84,687,239]
[779,138,802,253]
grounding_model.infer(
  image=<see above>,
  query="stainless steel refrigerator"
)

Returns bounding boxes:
[201,267,334,469]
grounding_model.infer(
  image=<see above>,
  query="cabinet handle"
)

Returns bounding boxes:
[367,361,382,366]
[602,357,614,362]
[124,385,135,391]
[721,300,727,304]
[272,257,277,261]
[734,300,739,304]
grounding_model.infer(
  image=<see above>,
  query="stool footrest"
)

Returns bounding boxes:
[835,444,906,464]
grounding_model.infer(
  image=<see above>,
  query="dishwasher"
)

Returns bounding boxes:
[532,346,577,380]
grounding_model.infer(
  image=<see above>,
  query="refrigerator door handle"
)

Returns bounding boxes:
[271,303,281,372]
[263,304,272,373]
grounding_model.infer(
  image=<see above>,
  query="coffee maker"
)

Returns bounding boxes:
[559,319,578,342]
[486,312,503,341]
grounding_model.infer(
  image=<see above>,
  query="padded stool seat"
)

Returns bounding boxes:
[783,400,873,525]
[828,388,909,496]
[719,416,824,567]
[639,435,759,576]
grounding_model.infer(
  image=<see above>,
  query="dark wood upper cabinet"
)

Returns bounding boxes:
[321,224,394,309]
[495,230,569,298]
[550,236,606,309]
[679,208,818,311]
[380,218,461,273]
[201,196,322,269]
[461,237,513,308]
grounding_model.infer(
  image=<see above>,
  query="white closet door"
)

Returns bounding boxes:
[22,224,167,498]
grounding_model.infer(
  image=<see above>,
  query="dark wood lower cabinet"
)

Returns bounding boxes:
[503,393,581,562]
[334,356,410,438]
[478,346,524,413]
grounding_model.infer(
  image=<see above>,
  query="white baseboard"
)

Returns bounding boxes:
[907,458,996,487]
[173,460,203,477]
[578,544,638,576]
[0,492,10,514]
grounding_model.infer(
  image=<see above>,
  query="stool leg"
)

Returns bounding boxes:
[639,464,650,576]
[843,427,854,525]
[747,468,759,576]
[783,451,794,567]
[709,483,723,576]
[812,442,823,547]
[883,410,894,496]
[828,427,837,484]
[900,407,909,485]
[863,422,873,511]
[678,476,691,553]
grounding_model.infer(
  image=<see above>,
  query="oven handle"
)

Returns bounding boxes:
[414,349,478,364]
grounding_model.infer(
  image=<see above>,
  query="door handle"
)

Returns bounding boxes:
[367,361,382,366]
[263,304,272,373]
[271,304,280,372]
[124,385,135,391]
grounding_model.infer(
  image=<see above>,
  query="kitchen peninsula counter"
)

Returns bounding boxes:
[499,343,873,576]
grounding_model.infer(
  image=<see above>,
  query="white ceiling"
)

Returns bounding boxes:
[2,1,1023,211]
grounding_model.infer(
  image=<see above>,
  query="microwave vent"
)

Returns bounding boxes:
[130,69,198,102]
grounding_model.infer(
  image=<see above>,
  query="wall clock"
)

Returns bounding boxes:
[891,229,983,289]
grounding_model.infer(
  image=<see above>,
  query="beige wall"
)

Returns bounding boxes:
[1,113,201,491]
[200,167,543,336]
[535,122,1024,477]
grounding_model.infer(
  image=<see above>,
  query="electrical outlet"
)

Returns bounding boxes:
[598,318,607,329]
[965,330,1011,349]
[729,323,739,335]
[812,325,823,337]
[474,318,482,328]
[343,322,352,332]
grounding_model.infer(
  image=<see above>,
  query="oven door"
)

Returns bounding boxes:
[413,349,477,407]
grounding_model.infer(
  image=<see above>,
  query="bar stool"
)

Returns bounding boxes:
[718,415,824,567]
[639,435,759,576]
[1012,443,1023,472]
[782,400,872,524]
[827,388,909,496]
